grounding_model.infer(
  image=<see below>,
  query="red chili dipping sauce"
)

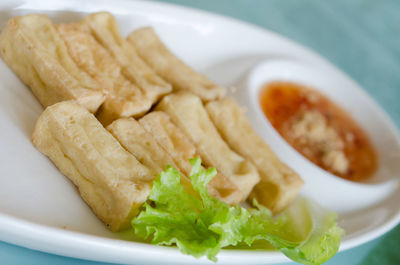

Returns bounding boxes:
[260,81,377,182]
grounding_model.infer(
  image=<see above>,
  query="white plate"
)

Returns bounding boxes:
[0,0,399,264]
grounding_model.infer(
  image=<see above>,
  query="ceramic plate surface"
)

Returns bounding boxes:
[0,0,399,264]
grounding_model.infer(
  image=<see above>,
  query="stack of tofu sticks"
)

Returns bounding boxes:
[0,12,303,231]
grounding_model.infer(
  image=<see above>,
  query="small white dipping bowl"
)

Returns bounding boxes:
[244,59,400,214]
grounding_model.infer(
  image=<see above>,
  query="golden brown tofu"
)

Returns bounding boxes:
[107,117,175,175]
[206,98,304,213]
[128,27,226,101]
[156,93,260,202]
[0,14,105,112]
[56,23,152,125]
[82,12,171,104]
[139,111,243,204]
[32,101,153,231]
[107,117,197,195]
[139,111,197,177]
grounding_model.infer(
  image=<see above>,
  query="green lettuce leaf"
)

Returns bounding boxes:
[132,158,343,264]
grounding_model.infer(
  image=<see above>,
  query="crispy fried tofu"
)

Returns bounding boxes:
[56,23,152,125]
[139,111,243,204]
[206,98,304,213]
[156,93,260,202]
[107,117,176,176]
[32,101,153,231]
[127,27,226,101]
[82,12,171,104]
[139,111,196,176]
[107,117,197,195]
[0,14,105,112]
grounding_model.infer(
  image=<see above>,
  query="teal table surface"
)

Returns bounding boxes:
[1,0,399,264]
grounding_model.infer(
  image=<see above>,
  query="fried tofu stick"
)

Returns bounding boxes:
[139,112,196,176]
[139,111,242,204]
[107,118,176,176]
[156,93,260,202]
[56,23,152,125]
[82,12,171,104]
[206,98,304,213]
[32,101,153,231]
[107,117,195,195]
[0,14,105,112]
[127,27,226,101]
